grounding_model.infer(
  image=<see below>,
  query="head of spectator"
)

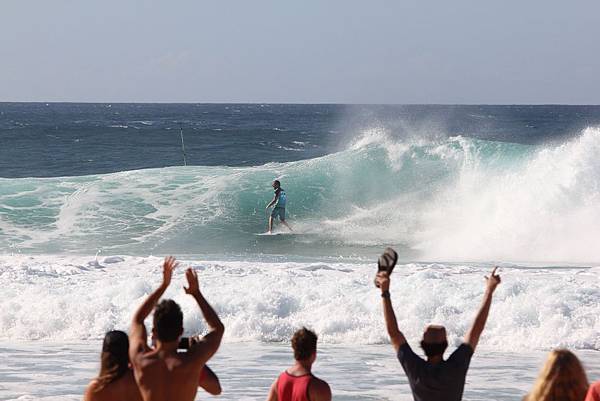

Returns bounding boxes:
[525,349,589,401]
[152,299,183,344]
[292,327,318,365]
[420,325,448,361]
[96,330,130,390]
[84,330,142,401]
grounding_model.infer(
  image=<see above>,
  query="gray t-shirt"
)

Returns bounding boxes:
[397,343,474,401]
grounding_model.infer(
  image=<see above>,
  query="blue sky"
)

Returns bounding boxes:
[1,0,599,103]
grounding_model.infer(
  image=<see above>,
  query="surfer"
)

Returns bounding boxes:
[266,180,293,234]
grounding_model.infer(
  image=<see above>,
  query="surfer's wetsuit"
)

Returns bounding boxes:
[271,187,287,220]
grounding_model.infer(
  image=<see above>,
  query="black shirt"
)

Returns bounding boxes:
[397,343,474,401]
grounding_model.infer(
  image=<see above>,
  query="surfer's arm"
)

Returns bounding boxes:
[375,272,407,352]
[464,267,501,351]
[184,268,225,365]
[129,256,178,358]
[266,193,278,208]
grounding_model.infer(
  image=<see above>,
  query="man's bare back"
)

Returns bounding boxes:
[133,348,204,401]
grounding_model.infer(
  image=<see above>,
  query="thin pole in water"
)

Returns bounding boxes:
[179,125,187,166]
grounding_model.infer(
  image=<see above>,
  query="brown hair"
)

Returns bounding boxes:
[94,330,129,392]
[153,299,183,342]
[524,349,589,401]
[291,327,317,361]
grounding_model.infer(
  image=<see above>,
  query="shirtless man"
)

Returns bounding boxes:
[129,256,224,401]
[266,327,331,401]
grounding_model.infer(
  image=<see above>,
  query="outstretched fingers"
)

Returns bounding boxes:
[164,256,179,271]
[161,256,179,286]
[184,267,200,295]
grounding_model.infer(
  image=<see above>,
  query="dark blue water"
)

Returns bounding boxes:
[2,103,600,178]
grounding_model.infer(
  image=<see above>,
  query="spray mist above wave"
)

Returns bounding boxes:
[0,127,600,262]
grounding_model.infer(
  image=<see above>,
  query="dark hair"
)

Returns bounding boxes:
[153,299,183,342]
[95,330,129,391]
[291,327,318,361]
[273,180,280,186]
[420,340,448,357]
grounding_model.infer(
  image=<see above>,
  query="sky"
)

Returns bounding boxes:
[1,0,599,104]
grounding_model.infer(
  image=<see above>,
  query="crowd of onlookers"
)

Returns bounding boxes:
[84,251,600,401]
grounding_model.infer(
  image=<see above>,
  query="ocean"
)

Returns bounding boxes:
[1,103,599,400]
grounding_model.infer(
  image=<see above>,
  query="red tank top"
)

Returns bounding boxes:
[277,371,313,401]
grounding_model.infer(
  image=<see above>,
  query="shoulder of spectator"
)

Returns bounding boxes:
[83,380,100,400]
[447,343,475,366]
[310,377,332,400]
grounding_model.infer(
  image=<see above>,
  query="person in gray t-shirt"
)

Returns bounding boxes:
[374,255,501,401]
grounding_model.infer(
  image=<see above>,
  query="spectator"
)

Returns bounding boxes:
[375,248,501,401]
[524,349,588,401]
[84,330,142,401]
[266,327,332,401]
[129,256,224,401]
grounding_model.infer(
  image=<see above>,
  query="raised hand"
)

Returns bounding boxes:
[162,256,179,288]
[485,267,501,292]
[375,271,391,292]
[184,267,200,296]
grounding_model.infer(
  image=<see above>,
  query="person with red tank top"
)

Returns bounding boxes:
[266,327,332,401]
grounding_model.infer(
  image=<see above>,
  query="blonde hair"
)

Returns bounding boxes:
[525,349,589,401]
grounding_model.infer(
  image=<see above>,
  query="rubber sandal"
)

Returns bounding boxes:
[375,247,398,288]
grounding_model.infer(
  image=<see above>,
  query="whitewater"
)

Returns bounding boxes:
[1,104,600,400]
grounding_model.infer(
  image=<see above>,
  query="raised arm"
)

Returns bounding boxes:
[198,365,222,395]
[184,267,225,365]
[129,256,178,359]
[464,267,501,351]
[375,272,407,352]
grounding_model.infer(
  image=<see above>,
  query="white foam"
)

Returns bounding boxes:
[326,127,600,263]
[0,254,597,351]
